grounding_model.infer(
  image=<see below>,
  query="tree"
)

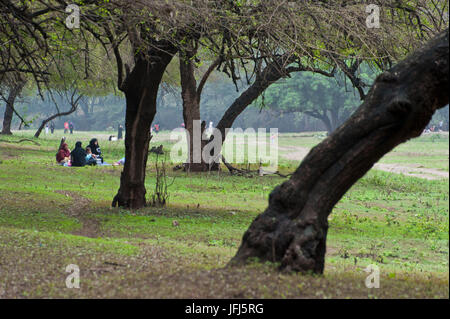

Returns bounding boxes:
[176,0,448,171]
[0,74,27,134]
[1,0,208,207]
[179,45,221,171]
[231,29,449,274]
[259,67,376,134]
[33,86,84,138]
[33,41,117,138]
[2,0,179,207]
[0,0,103,137]
[2,0,445,209]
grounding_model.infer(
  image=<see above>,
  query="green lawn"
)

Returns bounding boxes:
[0,131,448,298]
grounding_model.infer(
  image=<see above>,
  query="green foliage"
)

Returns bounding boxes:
[256,64,378,131]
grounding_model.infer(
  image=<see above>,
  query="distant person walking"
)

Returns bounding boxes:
[154,124,160,134]
[71,141,86,167]
[64,121,69,134]
[45,124,49,135]
[69,122,74,134]
[118,124,124,140]
[50,122,55,134]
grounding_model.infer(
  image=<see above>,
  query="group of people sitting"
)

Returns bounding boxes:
[56,138,104,167]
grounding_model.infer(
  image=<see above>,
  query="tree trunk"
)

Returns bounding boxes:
[211,58,309,171]
[213,58,334,152]
[320,112,333,135]
[179,50,208,172]
[330,108,340,132]
[215,77,274,146]
[1,80,26,135]
[304,111,333,135]
[113,49,175,209]
[77,98,95,131]
[230,30,449,274]
[34,104,80,138]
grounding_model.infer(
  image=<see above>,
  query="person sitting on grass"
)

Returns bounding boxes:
[113,157,125,166]
[85,146,97,166]
[70,141,86,167]
[88,138,103,163]
[56,142,71,164]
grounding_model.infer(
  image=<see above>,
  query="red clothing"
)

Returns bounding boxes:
[56,144,70,163]
[64,122,69,129]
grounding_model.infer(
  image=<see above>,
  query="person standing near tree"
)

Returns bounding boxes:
[69,122,74,134]
[64,121,69,134]
[118,124,124,140]
[45,124,49,135]
[50,122,55,134]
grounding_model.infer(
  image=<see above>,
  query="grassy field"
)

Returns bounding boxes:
[0,130,448,298]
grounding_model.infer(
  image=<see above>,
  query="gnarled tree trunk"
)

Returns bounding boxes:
[34,94,82,138]
[178,44,221,172]
[179,49,208,172]
[211,57,334,169]
[214,65,289,146]
[113,49,175,209]
[231,30,449,274]
[1,79,26,135]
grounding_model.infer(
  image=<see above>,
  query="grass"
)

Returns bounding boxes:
[0,130,448,298]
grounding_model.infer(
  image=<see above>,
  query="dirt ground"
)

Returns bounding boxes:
[279,146,448,180]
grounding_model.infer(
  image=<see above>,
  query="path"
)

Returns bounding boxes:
[373,163,449,180]
[279,145,448,180]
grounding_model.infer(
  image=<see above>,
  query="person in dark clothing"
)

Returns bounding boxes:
[87,138,103,163]
[69,122,74,134]
[71,141,86,167]
[50,122,55,134]
[118,124,124,140]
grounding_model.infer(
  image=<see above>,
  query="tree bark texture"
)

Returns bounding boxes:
[231,30,449,274]
[113,47,175,209]
[1,80,26,135]
[179,50,208,171]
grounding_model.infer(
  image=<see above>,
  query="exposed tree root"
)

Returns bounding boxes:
[0,138,41,146]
